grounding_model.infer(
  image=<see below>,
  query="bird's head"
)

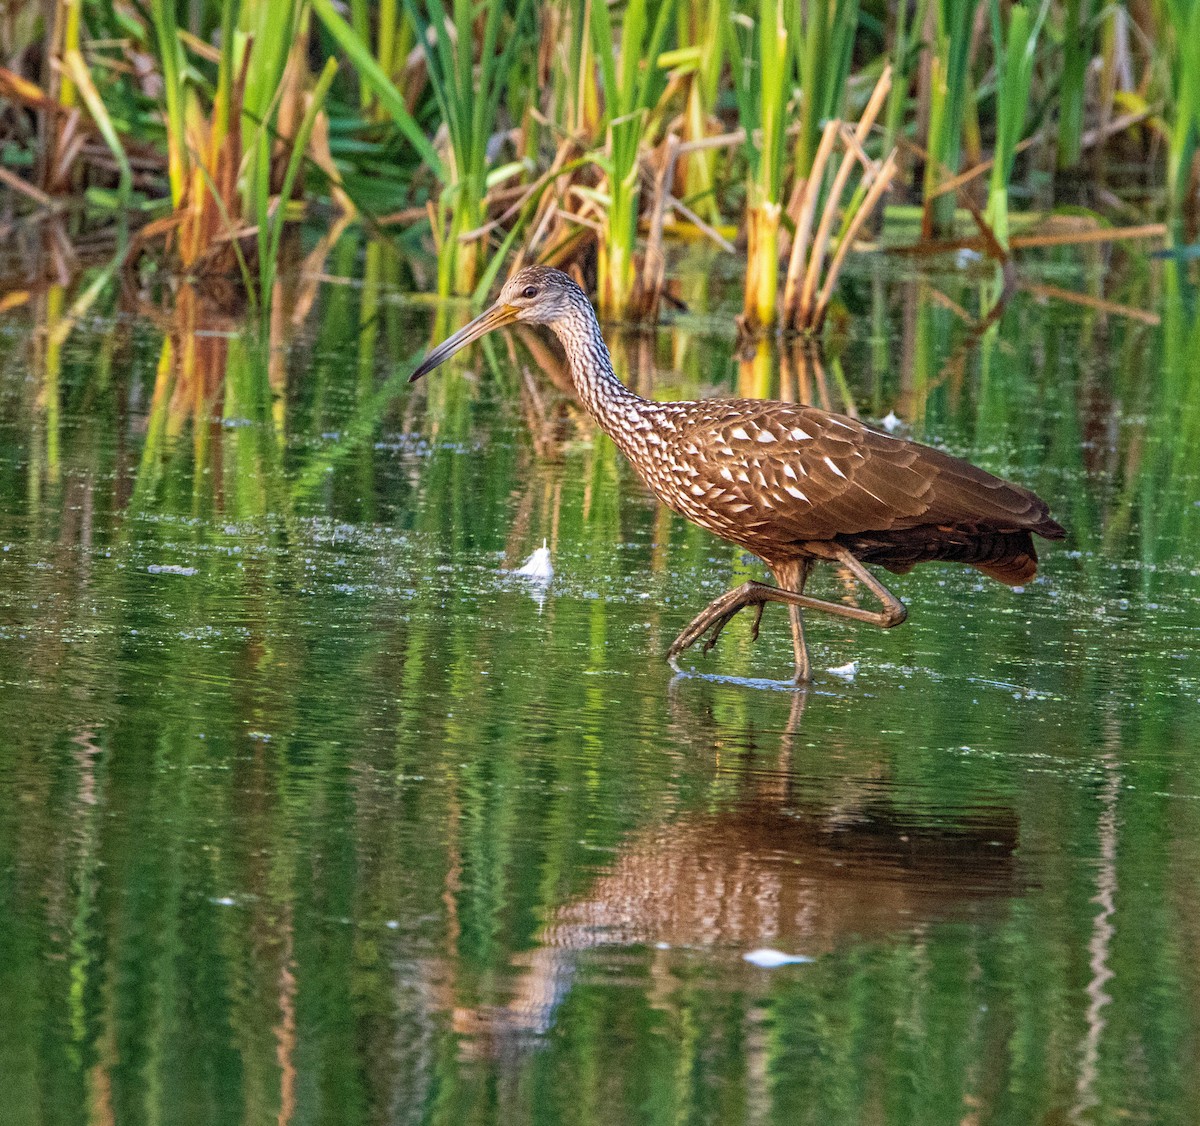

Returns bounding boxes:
[409,266,586,382]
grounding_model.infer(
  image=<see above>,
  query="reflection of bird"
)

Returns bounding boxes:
[411,266,1065,683]
[444,795,1019,1048]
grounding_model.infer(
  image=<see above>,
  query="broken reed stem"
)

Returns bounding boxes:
[0,164,54,207]
[782,119,839,321]
[929,133,1038,199]
[666,190,736,253]
[639,132,680,321]
[1010,223,1167,248]
[795,64,892,327]
[1020,281,1162,325]
[812,147,898,331]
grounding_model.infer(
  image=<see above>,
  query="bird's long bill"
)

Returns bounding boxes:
[408,301,520,382]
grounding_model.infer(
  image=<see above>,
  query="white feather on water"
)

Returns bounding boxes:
[827,660,858,681]
[514,540,554,583]
[743,948,813,968]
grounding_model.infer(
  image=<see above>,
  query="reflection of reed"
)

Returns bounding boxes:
[1071,737,1120,1125]
[274,913,297,1126]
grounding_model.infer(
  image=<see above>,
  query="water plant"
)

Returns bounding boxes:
[0,0,1191,341]
[664,0,729,224]
[986,0,1045,249]
[1161,0,1200,222]
[781,67,897,334]
[589,0,677,318]
[731,0,792,333]
[921,0,979,237]
[789,0,859,182]
[404,0,533,296]
[1055,0,1094,170]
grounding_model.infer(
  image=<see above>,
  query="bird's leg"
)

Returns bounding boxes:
[787,603,809,683]
[667,552,906,681]
[668,581,781,665]
[668,562,814,682]
[790,547,908,629]
[749,601,766,642]
[771,560,811,684]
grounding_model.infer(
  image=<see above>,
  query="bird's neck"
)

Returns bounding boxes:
[549,305,647,443]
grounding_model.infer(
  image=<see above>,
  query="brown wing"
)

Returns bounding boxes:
[664,400,1063,547]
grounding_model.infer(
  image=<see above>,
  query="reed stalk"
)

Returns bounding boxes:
[1056,0,1093,169]
[921,0,977,237]
[782,67,894,334]
[9,0,1199,330]
[883,0,929,159]
[539,0,600,140]
[260,57,339,299]
[148,0,188,206]
[1162,0,1200,220]
[407,0,532,296]
[311,0,443,173]
[664,0,728,224]
[62,50,132,209]
[589,0,676,318]
[732,0,791,334]
[986,0,1043,250]
[790,0,859,181]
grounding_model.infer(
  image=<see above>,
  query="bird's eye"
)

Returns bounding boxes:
[522,285,538,299]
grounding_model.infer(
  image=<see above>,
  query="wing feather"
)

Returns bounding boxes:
[665,401,1062,546]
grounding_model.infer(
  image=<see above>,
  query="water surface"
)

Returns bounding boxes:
[1,246,1198,1125]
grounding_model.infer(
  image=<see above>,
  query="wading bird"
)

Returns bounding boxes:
[410,267,1065,683]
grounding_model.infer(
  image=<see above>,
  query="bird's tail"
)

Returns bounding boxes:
[871,529,1042,586]
[972,551,1039,586]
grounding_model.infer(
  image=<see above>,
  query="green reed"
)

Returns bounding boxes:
[986,0,1044,249]
[310,0,440,172]
[665,0,729,224]
[405,0,532,297]
[922,0,978,236]
[9,0,1197,340]
[1056,0,1094,169]
[731,0,792,332]
[883,0,928,160]
[790,0,859,180]
[146,0,188,207]
[589,0,676,319]
[1162,0,1200,221]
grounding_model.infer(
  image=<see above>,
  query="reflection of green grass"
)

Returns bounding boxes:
[2,254,1200,1124]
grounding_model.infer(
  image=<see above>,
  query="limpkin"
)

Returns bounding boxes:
[410,266,1065,683]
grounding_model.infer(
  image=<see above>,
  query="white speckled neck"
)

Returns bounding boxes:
[547,296,649,448]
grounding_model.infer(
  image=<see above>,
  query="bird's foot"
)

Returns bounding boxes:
[699,611,738,654]
[703,599,766,652]
[668,582,772,663]
[749,600,766,641]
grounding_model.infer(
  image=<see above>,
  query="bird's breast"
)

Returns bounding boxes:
[616,414,808,553]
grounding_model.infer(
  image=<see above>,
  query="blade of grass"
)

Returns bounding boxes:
[62,49,132,208]
[148,0,188,204]
[263,56,340,296]
[311,0,445,178]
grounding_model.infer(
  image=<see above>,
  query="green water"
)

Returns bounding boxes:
[1,246,1199,1125]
